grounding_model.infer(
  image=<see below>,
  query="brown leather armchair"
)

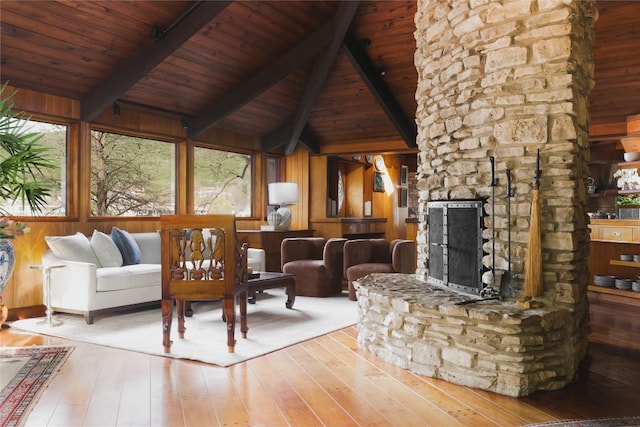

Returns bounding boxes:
[281,237,347,297]
[343,238,416,300]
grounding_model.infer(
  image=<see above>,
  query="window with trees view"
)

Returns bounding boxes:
[90,130,175,216]
[194,146,251,217]
[0,119,67,216]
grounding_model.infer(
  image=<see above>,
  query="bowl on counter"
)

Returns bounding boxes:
[593,275,616,287]
[623,151,640,162]
[588,212,609,219]
[615,278,632,290]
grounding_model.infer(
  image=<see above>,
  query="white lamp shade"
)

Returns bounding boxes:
[268,182,298,206]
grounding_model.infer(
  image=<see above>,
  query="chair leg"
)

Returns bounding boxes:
[348,281,358,301]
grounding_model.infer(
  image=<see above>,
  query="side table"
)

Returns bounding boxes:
[248,272,296,309]
[30,264,66,326]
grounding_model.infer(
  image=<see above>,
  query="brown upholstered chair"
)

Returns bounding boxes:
[343,238,416,301]
[281,237,347,297]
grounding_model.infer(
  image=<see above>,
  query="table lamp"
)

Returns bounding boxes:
[267,182,298,230]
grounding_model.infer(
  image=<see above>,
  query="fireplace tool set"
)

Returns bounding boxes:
[456,157,517,305]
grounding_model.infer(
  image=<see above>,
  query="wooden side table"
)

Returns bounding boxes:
[30,264,66,326]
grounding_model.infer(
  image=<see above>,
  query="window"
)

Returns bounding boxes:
[0,119,68,216]
[193,146,251,216]
[265,155,281,215]
[90,130,175,216]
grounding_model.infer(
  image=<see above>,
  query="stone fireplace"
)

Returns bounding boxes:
[355,0,596,397]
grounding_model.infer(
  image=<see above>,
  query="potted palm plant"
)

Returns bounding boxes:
[0,82,57,324]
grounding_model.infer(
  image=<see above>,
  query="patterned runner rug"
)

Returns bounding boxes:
[0,346,73,427]
[525,417,640,427]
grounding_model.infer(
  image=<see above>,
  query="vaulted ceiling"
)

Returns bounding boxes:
[1,1,639,155]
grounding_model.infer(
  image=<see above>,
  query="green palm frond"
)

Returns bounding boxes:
[0,82,57,214]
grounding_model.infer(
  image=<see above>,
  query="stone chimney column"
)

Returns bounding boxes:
[414,0,597,311]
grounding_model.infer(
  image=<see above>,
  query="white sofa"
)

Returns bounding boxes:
[43,229,266,324]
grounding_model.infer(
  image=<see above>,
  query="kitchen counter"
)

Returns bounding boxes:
[588,219,640,307]
[590,218,640,226]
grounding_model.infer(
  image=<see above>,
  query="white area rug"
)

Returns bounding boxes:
[10,290,358,367]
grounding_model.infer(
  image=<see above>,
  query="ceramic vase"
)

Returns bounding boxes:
[0,239,15,326]
[0,239,16,294]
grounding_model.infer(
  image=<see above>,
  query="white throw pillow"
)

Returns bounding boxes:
[90,230,123,267]
[45,232,101,265]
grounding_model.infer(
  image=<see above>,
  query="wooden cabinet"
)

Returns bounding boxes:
[237,229,314,272]
[309,217,386,239]
[405,218,418,240]
[588,219,640,306]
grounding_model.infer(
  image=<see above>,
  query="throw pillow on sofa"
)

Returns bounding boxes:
[90,230,123,267]
[45,232,101,265]
[111,227,141,265]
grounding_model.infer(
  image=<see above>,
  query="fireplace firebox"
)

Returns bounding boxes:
[427,200,484,295]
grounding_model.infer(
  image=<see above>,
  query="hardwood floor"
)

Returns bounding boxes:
[1,298,639,427]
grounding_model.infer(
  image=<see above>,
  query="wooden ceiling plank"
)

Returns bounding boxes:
[343,32,417,149]
[187,18,337,139]
[283,1,361,155]
[81,1,232,122]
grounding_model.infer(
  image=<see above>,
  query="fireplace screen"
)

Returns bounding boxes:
[427,200,484,294]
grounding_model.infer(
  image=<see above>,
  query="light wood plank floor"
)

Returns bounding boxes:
[1,297,639,427]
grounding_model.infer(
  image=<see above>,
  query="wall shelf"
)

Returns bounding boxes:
[610,259,640,267]
[588,285,640,300]
[617,161,640,169]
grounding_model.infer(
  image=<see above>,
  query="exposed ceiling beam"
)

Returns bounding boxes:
[280,1,361,155]
[262,123,320,154]
[81,1,231,122]
[188,19,338,139]
[262,123,295,152]
[299,128,321,154]
[343,33,417,149]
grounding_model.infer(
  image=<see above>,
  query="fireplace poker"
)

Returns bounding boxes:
[490,156,498,282]
[506,168,513,290]
[455,296,501,305]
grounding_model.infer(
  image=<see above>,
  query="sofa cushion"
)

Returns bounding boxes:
[111,227,141,265]
[346,263,394,282]
[45,232,100,265]
[96,264,161,292]
[282,259,328,279]
[90,230,123,267]
[131,232,161,264]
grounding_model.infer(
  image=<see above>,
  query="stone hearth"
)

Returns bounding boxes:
[355,273,584,397]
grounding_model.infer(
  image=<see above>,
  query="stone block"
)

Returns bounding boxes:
[496,372,531,397]
[486,1,533,24]
[453,14,484,38]
[527,88,573,103]
[442,347,475,368]
[480,21,520,43]
[413,340,442,366]
[481,69,511,87]
[440,367,497,391]
[410,362,438,377]
[485,46,528,72]
[494,116,547,144]
[463,107,504,127]
[526,9,571,32]
[551,114,577,140]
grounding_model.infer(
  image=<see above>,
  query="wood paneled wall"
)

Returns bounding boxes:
[3,85,409,315]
